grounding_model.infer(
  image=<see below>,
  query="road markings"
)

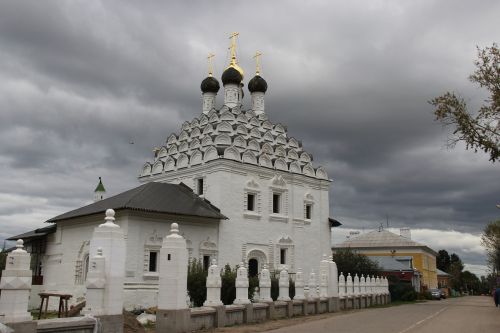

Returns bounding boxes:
[397,306,448,333]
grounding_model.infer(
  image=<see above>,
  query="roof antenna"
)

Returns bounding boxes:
[386,214,389,228]
[378,223,383,232]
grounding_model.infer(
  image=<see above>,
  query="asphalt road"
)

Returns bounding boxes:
[265,296,499,333]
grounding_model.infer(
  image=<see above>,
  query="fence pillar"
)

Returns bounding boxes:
[307,269,318,300]
[277,268,290,301]
[0,239,36,332]
[204,259,223,307]
[293,268,305,300]
[259,264,272,302]
[156,223,190,333]
[234,262,250,305]
[83,248,106,316]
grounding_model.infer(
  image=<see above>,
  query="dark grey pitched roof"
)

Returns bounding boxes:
[47,182,226,222]
[7,224,57,241]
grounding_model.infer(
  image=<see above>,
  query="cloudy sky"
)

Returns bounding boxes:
[0,0,498,276]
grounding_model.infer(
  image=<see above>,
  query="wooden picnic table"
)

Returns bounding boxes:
[38,292,72,319]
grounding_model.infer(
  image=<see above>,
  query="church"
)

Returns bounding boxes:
[9,35,337,310]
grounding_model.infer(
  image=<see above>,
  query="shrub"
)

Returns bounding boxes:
[389,282,416,301]
[270,275,295,300]
[187,259,207,307]
[221,264,237,305]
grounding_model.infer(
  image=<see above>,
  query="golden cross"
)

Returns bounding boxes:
[207,53,215,77]
[253,51,262,75]
[228,32,239,65]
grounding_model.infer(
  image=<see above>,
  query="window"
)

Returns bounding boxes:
[247,193,255,211]
[272,193,281,214]
[149,251,158,272]
[197,178,204,195]
[280,249,286,265]
[305,204,312,219]
[203,255,210,271]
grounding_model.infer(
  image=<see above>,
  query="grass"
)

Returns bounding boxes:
[30,310,60,320]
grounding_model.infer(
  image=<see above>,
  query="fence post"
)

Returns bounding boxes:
[83,247,106,316]
[85,209,126,333]
[277,268,290,301]
[234,262,250,305]
[259,264,272,302]
[204,259,223,307]
[0,239,36,332]
[156,223,190,333]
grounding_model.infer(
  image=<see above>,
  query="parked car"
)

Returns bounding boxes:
[429,289,442,300]
[439,289,447,299]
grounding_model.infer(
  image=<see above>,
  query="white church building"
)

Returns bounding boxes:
[9,36,338,309]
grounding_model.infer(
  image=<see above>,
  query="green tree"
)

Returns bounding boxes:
[481,220,500,275]
[332,249,381,277]
[429,43,500,162]
[187,259,207,307]
[0,251,6,279]
[448,253,464,289]
[437,249,451,272]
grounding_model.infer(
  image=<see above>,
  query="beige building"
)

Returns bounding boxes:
[334,229,438,289]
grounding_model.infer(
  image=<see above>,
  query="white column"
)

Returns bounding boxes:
[224,84,239,108]
[361,275,367,295]
[83,248,106,316]
[369,276,375,296]
[277,268,291,301]
[293,268,305,300]
[204,259,222,307]
[327,256,338,297]
[158,223,188,310]
[307,269,318,300]
[259,264,272,302]
[88,209,125,315]
[234,262,250,305]
[346,273,353,297]
[338,272,346,298]
[354,274,360,297]
[202,92,216,114]
[0,239,32,323]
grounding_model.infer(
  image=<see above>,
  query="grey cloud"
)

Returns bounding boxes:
[0,0,499,270]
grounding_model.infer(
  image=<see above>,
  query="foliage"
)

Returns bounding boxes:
[0,251,6,277]
[437,249,451,272]
[248,276,259,300]
[270,274,295,301]
[481,220,500,275]
[429,43,500,162]
[220,264,237,305]
[332,248,381,277]
[187,259,207,307]
[388,276,417,302]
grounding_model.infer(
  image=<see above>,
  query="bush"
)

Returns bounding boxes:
[249,276,259,300]
[270,274,295,300]
[187,259,207,307]
[221,264,237,305]
[389,282,417,302]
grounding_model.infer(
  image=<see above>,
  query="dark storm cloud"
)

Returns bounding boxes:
[0,0,498,270]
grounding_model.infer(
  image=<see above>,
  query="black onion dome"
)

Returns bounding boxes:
[248,75,268,93]
[221,67,243,85]
[200,76,220,93]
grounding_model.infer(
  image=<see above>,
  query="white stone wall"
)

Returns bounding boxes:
[150,159,331,277]
[39,212,219,310]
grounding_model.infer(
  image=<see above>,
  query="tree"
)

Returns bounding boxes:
[332,249,381,277]
[448,253,464,289]
[437,249,451,272]
[429,43,500,162]
[481,220,500,275]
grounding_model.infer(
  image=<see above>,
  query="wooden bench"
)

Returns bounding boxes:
[38,292,73,319]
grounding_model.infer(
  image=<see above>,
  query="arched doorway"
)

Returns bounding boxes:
[247,249,268,277]
[248,258,258,277]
